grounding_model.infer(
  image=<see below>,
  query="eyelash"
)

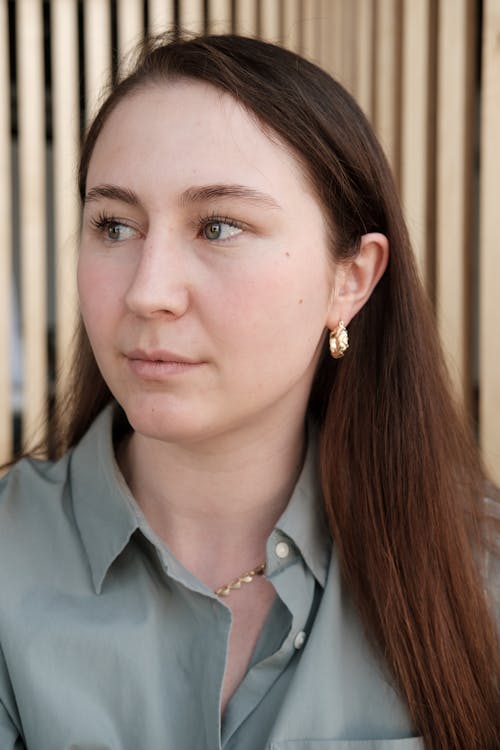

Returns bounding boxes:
[194,213,244,239]
[89,212,244,240]
[89,212,132,234]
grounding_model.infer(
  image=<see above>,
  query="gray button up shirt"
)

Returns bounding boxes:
[1,405,496,750]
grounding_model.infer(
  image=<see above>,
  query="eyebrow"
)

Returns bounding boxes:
[84,185,141,206]
[179,184,282,211]
[84,183,282,211]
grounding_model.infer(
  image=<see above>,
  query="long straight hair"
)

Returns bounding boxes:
[53,34,498,748]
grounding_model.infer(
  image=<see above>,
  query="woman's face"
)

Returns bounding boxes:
[78,80,342,444]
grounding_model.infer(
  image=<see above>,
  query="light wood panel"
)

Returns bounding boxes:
[179,0,204,33]
[479,0,500,484]
[16,0,47,446]
[0,0,12,461]
[282,0,301,53]
[148,0,175,33]
[207,0,232,33]
[51,0,80,394]
[355,0,375,119]
[301,0,318,62]
[332,0,345,80]
[117,0,144,63]
[436,0,475,405]
[341,0,357,93]
[400,0,431,278]
[84,0,112,122]
[260,0,281,43]
[373,0,401,183]
[234,0,257,36]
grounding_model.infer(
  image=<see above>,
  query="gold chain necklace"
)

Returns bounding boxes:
[214,562,266,597]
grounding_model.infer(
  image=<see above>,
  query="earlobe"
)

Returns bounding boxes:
[326,232,389,328]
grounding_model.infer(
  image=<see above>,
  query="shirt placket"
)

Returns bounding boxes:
[221,531,318,748]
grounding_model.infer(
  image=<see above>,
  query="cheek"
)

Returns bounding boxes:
[77,254,120,335]
[213,260,330,349]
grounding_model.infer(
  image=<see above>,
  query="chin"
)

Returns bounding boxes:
[116,395,216,445]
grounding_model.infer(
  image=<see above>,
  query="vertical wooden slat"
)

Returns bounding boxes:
[342,0,357,93]
[0,0,12,460]
[479,0,500,484]
[318,0,338,77]
[84,0,112,123]
[234,0,257,36]
[400,0,431,278]
[52,0,79,393]
[302,0,320,62]
[436,0,475,405]
[117,0,144,62]
[260,0,281,43]
[282,0,301,53]
[179,0,204,33]
[16,0,47,446]
[373,0,401,182]
[148,0,175,33]
[332,0,345,79]
[356,0,375,119]
[319,0,333,74]
[207,0,232,33]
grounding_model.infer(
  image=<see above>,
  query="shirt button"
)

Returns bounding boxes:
[275,541,290,559]
[294,631,307,650]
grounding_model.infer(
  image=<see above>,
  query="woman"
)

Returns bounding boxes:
[0,33,498,750]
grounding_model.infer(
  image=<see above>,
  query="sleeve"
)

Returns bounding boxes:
[0,700,25,750]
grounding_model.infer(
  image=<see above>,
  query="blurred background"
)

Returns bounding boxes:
[1,0,499,482]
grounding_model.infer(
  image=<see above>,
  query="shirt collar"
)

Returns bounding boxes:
[70,404,139,594]
[271,424,331,588]
[70,405,331,594]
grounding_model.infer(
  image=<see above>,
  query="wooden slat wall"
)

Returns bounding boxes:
[16,0,47,447]
[373,0,401,185]
[179,0,204,34]
[400,0,432,282]
[207,0,232,34]
[117,0,144,62]
[148,0,174,34]
[355,0,375,120]
[1,0,499,482]
[84,0,112,123]
[282,0,301,53]
[52,0,79,395]
[479,0,500,481]
[436,0,475,407]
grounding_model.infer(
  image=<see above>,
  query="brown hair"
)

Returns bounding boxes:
[58,34,499,747]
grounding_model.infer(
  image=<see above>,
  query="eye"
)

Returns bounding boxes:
[202,219,242,241]
[90,214,139,242]
[103,221,137,242]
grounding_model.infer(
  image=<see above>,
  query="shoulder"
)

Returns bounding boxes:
[0,452,71,523]
[0,454,73,574]
[0,450,72,509]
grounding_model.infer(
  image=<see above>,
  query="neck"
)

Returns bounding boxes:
[117,413,307,588]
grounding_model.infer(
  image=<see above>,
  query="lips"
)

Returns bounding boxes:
[124,349,204,380]
[125,348,201,365]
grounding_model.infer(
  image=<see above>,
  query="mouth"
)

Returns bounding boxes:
[125,348,202,365]
[124,349,204,379]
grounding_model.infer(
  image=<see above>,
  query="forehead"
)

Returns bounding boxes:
[86,79,314,203]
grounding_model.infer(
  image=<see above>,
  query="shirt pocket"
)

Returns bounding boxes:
[270,739,424,750]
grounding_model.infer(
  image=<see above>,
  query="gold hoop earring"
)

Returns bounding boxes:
[329,321,349,359]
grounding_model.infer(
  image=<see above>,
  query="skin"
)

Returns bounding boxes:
[78,80,388,710]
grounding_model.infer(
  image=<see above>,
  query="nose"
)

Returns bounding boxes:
[124,230,190,318]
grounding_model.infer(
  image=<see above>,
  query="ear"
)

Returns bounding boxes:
[326,232,389,329]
